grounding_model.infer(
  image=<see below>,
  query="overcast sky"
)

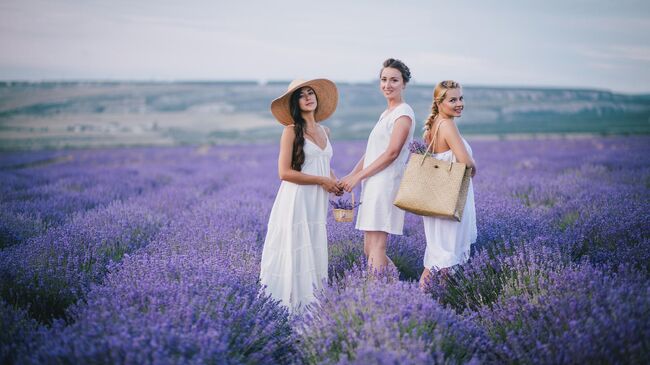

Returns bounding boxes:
[1,0,649,93]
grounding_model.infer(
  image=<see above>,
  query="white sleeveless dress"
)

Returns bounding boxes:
[356,103,415,235]
[259,130,331,313]
[422,138,477,270]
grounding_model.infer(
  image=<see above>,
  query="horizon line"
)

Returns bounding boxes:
[0,78,644,95]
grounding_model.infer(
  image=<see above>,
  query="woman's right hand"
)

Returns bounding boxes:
[320,177,343,194]
[340,173,361,193]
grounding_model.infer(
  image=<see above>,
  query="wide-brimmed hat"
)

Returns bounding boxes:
[270,78,338,126]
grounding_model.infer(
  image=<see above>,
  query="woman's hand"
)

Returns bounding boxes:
[320,177,343,194]
[467,161,477,178]
[334,180,344,196]
[340,173,361,193]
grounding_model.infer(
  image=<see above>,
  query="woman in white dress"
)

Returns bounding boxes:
[341,59,415,272]
[419,80,477,288]
[260,78,342,313]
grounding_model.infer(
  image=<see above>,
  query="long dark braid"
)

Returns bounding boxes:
[289,88,306,171]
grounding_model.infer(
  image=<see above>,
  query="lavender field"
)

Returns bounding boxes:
[1,137,649,364]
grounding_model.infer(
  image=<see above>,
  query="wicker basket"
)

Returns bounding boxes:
[333,192,355,222]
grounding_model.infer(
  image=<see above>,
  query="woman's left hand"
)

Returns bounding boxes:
[340,173,361,193]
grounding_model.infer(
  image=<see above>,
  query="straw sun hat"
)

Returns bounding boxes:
[270,78,338,126]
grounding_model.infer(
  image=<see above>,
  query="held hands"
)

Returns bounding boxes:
[320,177,343,195]
[340,173,361,193]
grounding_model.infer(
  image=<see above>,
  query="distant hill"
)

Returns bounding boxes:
[1,81,648,149]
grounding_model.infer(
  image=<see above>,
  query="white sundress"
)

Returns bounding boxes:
[259,129,331,313]
[356,103,415,235]
[422,138,477,270]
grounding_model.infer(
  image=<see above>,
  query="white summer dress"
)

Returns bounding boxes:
[259,128,331,313]
[422,138,477,270]
[356,103,415,234]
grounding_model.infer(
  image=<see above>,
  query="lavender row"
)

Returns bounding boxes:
[0,147,195,248]
[0,187,196,322]
[0,145,273,323]
[26,179,296,364]
[0,145,260,243]
[424,240,649,363]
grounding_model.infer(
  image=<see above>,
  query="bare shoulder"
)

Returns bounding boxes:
[281,125,296,141]
[322,125,331,136]
[438,119,460,136]
[283,124,296,134]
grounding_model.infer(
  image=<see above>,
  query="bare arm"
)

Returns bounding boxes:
[347,154,365,176]
[440,121,477,177]
[323,126,342,193]
[278,126,341,193]
[341,116,413,192]
[322,127,337,180]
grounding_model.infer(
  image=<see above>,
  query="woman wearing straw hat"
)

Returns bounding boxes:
[259,78,341,313]
[340,58,415,272]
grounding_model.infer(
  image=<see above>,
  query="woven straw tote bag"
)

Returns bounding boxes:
[393,122,471,221]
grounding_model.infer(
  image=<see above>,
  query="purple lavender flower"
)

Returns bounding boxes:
[297,264,490,364]
[0,300,46,364]
[408,139,428,155]
[329,197,361,210]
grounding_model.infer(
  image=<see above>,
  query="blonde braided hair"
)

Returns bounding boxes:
[423,80,461,144]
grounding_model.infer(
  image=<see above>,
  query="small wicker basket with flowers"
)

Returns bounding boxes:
[329,192,361,222]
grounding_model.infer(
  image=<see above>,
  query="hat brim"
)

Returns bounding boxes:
[270,79,338,126]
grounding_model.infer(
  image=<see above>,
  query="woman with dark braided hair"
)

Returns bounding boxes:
[259,78,341,313]
[419,80,477,289]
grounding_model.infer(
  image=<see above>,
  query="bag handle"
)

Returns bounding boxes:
[420,120,452,171]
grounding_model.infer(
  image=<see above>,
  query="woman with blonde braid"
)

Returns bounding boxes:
[419,80,477,289]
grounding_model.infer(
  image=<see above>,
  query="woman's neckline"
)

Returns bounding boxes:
[304,124,328,151]
[382,102,405,117]
[304,137,328,151]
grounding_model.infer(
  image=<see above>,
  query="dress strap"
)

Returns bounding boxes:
[319,124,330,143]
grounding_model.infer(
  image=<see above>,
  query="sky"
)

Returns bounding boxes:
[1,0,649,93]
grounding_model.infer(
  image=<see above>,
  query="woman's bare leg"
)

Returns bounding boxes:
[365,231,389,271]
[419,267,432,290]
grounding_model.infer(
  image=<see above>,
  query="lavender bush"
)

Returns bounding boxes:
[297,265,489,364]
[475,261,650,363]
[1,191,181,322]
[0,148,184,249]
[0,300,46,365]
[28,177,297,364]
